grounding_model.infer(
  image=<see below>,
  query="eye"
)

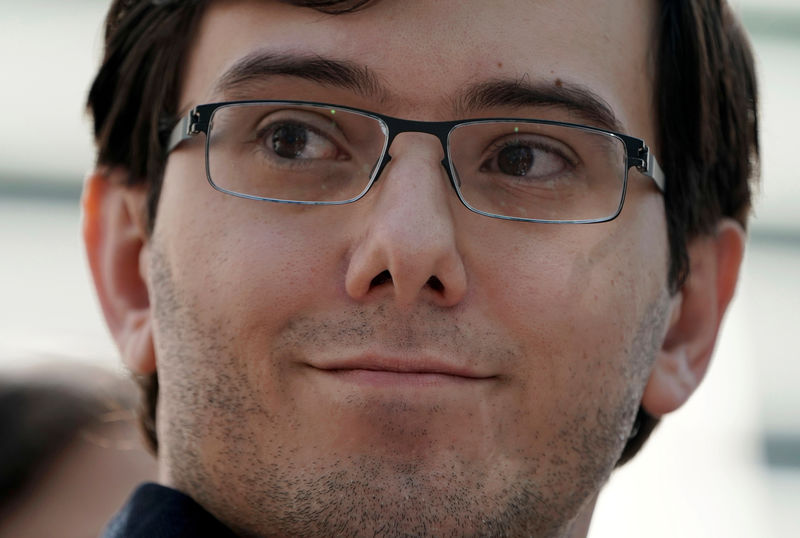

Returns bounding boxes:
[265,121,341,161]
[480,137,574,181]
[496,144,535,176]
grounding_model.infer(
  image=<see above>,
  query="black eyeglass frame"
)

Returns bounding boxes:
[167,100,666,224]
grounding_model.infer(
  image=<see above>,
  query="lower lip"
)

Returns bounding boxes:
[323,369,481,388]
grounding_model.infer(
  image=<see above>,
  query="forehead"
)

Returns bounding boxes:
[181,0,656,138]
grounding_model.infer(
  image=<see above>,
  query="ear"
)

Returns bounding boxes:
[642,218,746,416]
[83,168,155,375]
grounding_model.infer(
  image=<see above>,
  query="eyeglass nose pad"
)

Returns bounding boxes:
[440,157,460,188]
[371,153,392,185]
[370,132,456,191]
[371,153,459,193]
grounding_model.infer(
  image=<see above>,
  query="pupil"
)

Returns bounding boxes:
[498,145,533,176]
[272,124,307,158]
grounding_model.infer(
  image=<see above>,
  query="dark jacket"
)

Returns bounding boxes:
[103,483,237,538]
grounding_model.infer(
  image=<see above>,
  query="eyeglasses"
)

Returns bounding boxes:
[167,100,665,224]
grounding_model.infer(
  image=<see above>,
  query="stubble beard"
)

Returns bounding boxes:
[148,244,668,538]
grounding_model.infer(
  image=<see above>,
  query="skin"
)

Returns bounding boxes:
[83,0,746,536]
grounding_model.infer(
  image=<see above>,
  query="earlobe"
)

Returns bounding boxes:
[82,168,156,375]
[642,219,746,416]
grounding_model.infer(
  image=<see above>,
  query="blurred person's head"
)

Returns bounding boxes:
[0,362,156,538]
[83,0,758,535]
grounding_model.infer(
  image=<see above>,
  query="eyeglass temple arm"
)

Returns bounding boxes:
[166,110,204,154]
[630,144,666,193]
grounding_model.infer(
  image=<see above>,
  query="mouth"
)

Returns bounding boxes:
[310,357,496,388]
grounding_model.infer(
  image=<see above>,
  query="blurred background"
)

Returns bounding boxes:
[0,0,797,537]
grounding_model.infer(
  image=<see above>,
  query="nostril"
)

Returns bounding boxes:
[370,270,393,288]
[427,276,444,293]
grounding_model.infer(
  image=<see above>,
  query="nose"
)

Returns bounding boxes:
[344,133,468,309]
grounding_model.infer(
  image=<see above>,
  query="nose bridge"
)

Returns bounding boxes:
[373,117,453,185]
[344,121,467,309]
[388,131,445,169]
[371,126,455,212]
[374,126,456,223]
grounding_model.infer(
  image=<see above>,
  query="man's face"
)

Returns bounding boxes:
[148,0,668,535]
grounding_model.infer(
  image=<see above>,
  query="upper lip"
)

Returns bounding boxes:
[311,356,494,379]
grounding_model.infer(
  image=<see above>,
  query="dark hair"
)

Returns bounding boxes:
[87,0,759,463]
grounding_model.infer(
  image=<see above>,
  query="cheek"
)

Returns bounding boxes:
[151,178,352,455]
[470,217,666,414]
[154,166,348,382]
[160,182,338,321]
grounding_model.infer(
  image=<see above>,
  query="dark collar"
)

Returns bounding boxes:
[103,483,237,538]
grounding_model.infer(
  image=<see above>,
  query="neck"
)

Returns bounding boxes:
[564,492,598,538]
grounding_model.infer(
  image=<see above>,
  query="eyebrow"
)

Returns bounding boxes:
[456,78,624,132]
[213,51,387,101]
[211,51,624,132]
